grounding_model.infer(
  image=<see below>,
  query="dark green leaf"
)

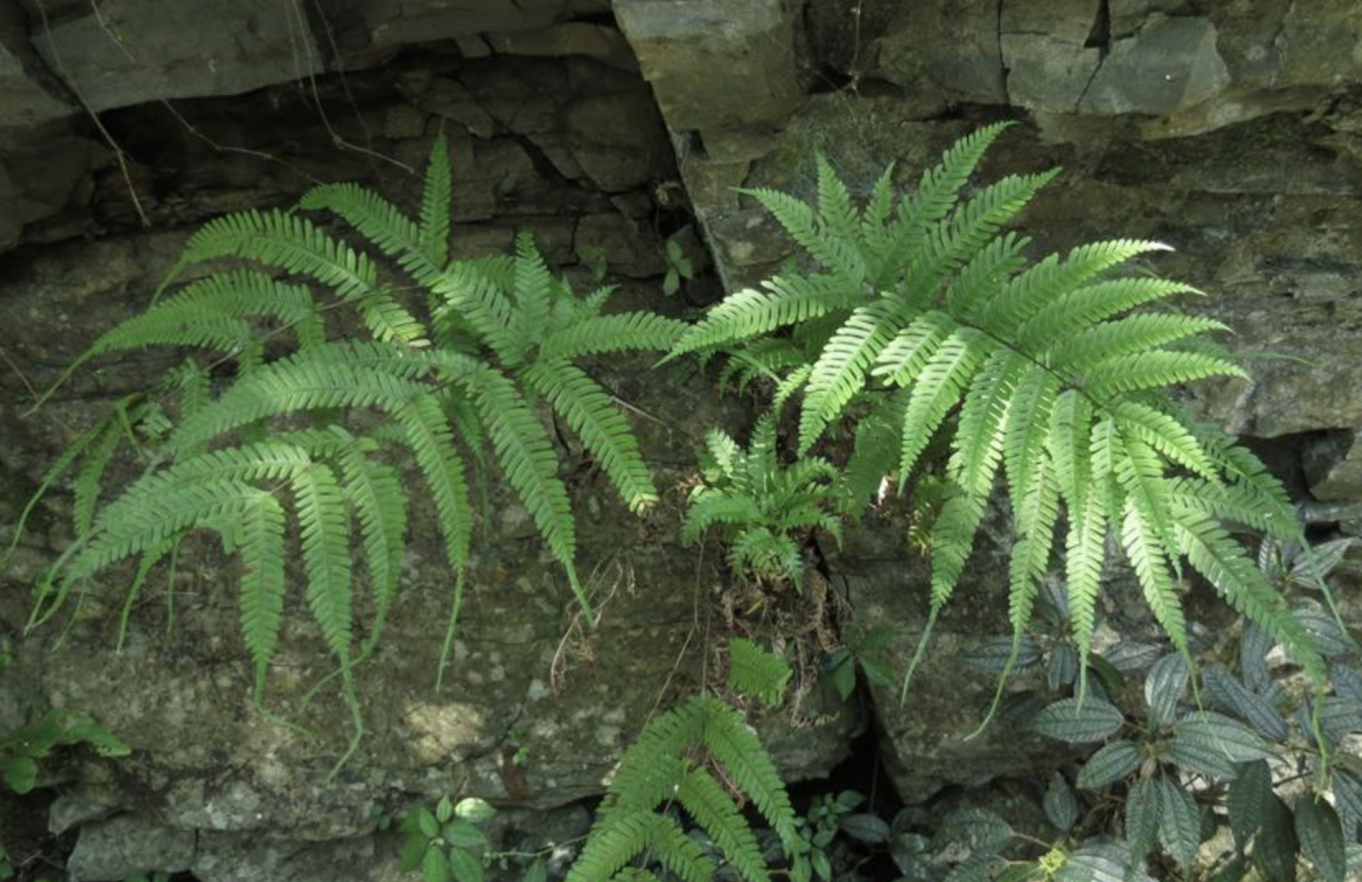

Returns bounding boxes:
[937,807,1013,855]
[1086,652,1127,696]
[1125,777,1159,870]
[830,658,856,699]
[1228,760,1275,846]
[1240,622,1275,695]
[418,808,440,839]
[436,795,454,824]
[1157,775,1202,872]
[443,820,487,850]
[1293,606,1359,657]
[944,853,1007,882]
[811,848,832,881]
[1102,641,1161,676]
[1166,736,1240,780]
[422,846,449,882]
[1056,846,1129,882]
[963,636,1042,674]
[1332,663,1362,704]
[1044,772,1079,831]
[1173,712,1276,762]
[1332,769,1362,844]
[1320,697,1362,741]
[839,813,891,844]
[399,834,429,871]
[1202,664,1288,741]
[1145,653,1189,728]
[0,756,37,795]
[1031,698,1125,743]
[1296,796,1346,882]
[1251,789,1298,882]
[522,858,548,882]
[859,657,895,687]
[448,846,485,882]
[1077,739,1142,789]
[1048,644,1078,692]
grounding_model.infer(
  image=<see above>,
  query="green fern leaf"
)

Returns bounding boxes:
[668,274,853,359]
[508,233,553,365]
[698,696,801,856]
[539,313,687,362]
[466,366,580,606]
[727,638,792,706]
[298,182,438,286]
[1121,498,1188,657]
[1002,366,1059,513]
[420,130,452,267]
[293,463,353,662]
[651,813,720,882]
[740,180,861,281]
[944,231,1030,320]
[870,310,955,386]
[676,766,772,882]
[1048,313,1230,373]
[522,361,658,511]
[949,349,1022,495]
[566,811,663,882]
[239,491,287,696]
[896,329,993,485]
[1018,277,1203,352]
[433,261,519,358]
[1083,350,1246,398]
[799,301,904,454]
[337,443,407,657]
[979,240,1172,332]
[681,492,766,545]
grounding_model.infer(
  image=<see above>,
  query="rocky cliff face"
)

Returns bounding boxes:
[1,1,1360,880]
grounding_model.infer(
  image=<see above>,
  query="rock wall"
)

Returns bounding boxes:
[2,0,1361,879]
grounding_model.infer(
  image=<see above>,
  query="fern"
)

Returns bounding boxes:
[567,640,801,882]
[668,122,1329,705]
[682,413,843,585]
[19,132,682,774]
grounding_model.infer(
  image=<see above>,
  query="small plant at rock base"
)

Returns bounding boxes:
[565,638,803,882]
[662,230,695,297]
[682,413,843,586]
[398,795,529,882]
[1,707,128,795]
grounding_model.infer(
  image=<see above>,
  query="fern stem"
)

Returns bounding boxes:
[435,571,467,690]
[899,606,942,706]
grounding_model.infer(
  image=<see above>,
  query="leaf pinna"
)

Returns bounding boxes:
[668,121,1328,704]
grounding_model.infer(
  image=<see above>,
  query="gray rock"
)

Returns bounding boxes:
[614,0,805,132]
[194,830,385,882]
[0,12,75,129]
[484,23,640,72]
[1080,17,1230,116]
[66,815,196,882]
[873,0,1005,110]
[1304,430,1362,503]
[1002,33,1101,113]
[31,0,325,113]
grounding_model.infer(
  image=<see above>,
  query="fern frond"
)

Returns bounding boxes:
[1085,350,1245,399]
[870,310,954,386]
[354,287,431,348]
[433,262,518,358]
[603,698,705,815]
[1018,278,1202,352]
[298,182,438,285]
[539,312,687,363]
[901,170,1059,309]
[1008,458,1060,639]
[1121,497,1188,657]
[466,366,579,605]
[508,233,553,366]
[799,301,903,454]
[676,766,772,882]
[420,130,451,267]
[72,417,125,536]
[394,392,473,589]
[292,463,353,663]
[928,491,988,616]
[730,528,803,581]
[667,274,853,359]
[813,152,868,281]
[949,349,1021,495]
[727,638,792,706]
[566,811,664,882]
[839,390,908,510]
[881,121,1014,274]
[944,231,1030,320]
[337,444,407,657]
[523,362,658,511]
[1002,366,1059,513]
[1113,400,1219,482]
[651,814,720,882]
[978,240,1172,331]
[698,697,801,854]
[182,209,379,302]
[1067,491,1108,686]
[1172,508,1324,682]
[897,329,992,485]
[740,179,862,281]
[239,491,286,696]
[1048,313,1230,373]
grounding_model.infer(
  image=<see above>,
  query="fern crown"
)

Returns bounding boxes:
[671,122,1329,701]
